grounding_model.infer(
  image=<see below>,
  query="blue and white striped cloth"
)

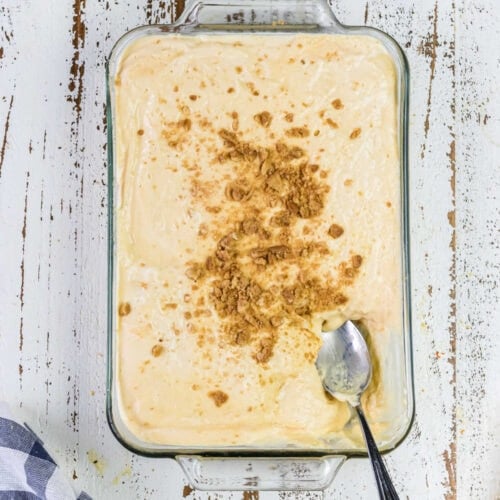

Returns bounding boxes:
[0,403,91,500]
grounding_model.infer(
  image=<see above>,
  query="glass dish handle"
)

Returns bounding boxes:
[176,455,346,491]
[182,0,331,7]
[178,0,339,29]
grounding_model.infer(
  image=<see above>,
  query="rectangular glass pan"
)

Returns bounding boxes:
[106,0,413,490]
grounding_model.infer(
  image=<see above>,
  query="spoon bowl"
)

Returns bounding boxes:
[315,320,372,406]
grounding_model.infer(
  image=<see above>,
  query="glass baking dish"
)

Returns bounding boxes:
[106,0,413,491]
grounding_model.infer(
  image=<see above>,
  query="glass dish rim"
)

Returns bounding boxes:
[105,1,414,459]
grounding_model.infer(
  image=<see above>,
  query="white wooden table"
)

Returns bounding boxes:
[1,1,498,498]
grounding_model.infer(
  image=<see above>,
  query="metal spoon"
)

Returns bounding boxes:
[315,320,399,500]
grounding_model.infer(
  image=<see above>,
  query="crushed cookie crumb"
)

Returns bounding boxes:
[240,218,260,235]
[231,111,239,131]
[178,118,192,131]
[270,211,291,227]
[118,302,131,316]
[193,309,212,318]
[162,119,192,148]
[253,111,272,128]
[185,263,204,281]
[350,128,362,139]
[161,302,178,310]
[250,245,292,265]
[208,390,229,407]
[225,181,253,201]
[285,171,325,218]
[326,118,339,129]
[343,267,355,279]
[198,117,211,129]
[151,344,164,357]
[286,126,310,138]
[246,82,260,96]
[198,223,208,237]
[270,315,283,327]
[183,129,364,363]
[331,99,344,109]
[206,206,221,214]
[334,293,348,305]
[328,224,344,239]
[254,336,276,363]
[232,328,252,346]
[352,254,363,269]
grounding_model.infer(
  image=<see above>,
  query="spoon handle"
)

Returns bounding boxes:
[355,405,400,500]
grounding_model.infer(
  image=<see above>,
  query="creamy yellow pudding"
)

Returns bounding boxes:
[114,34,401,447]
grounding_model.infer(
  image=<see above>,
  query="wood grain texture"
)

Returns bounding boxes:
[0,1,498,499]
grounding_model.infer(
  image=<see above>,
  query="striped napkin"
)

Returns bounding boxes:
[0,403,91,500]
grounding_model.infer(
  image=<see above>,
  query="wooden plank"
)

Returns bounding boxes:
[455,1,500,498]
[331,2,458,499]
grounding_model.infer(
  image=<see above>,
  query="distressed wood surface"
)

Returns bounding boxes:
[0,1,498,499]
